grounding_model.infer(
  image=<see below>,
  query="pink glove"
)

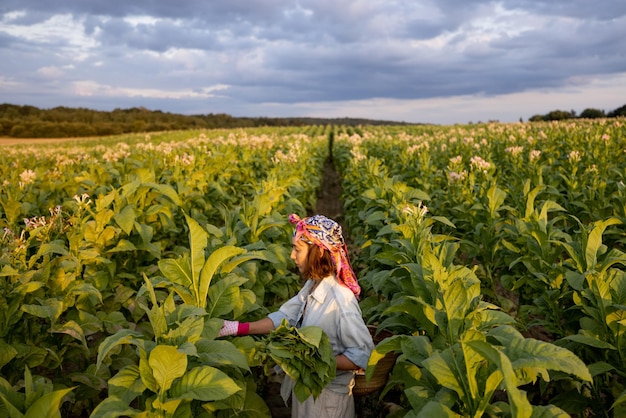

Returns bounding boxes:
[217,320,250,337]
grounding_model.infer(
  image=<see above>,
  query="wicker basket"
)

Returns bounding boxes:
[353,326,399,397]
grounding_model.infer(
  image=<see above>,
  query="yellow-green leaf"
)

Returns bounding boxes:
[149,345,187,393]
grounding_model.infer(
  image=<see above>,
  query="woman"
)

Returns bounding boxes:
[218,213,374,417]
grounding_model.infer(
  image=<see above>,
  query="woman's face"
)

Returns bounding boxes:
[290,238,310,274]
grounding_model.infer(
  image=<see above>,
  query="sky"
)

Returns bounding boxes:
[1,1,625,125]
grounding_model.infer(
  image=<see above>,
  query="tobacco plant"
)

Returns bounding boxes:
[0,367,74,418]
[92,215,270,417]
[359,203,592,417]
[92,279,255,417]
[555,217,626,416]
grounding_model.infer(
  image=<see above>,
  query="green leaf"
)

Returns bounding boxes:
[266,321,335,401]
[220,251,265,274]
[146,182,181,206]
[163,316,204,345]
[530,404,570,417]
[184,214,208,299]
[560,241,585,274]
[108,365,146,404]
[134,222,154,246]
[460,330,487,403]
[564,270,585,292]
[237,383,272,417]
[466,340,532,418]
[107,239,137,253]
[293,381,313,403]
[118,178,140,201]
[0,340,18,369]
[24,387,74,418]
[158,257,192,287]
[96,329,143,372]
[597,248,626,275]
[421,351,464,398]
[365,335,408,381]
[149,345,187,393]
[487,185,507,218]
[560,334,616,350]
[0,393,25,418]
[151,397,183,415]
[586,218,621,271]
[170,366,241,401]
[138,299,168,340]
[198,246,246,308]
[195,340,250,371]
[138,348,158,393]
[613,388,626,410]
[138,278,167,339]
[537,201,565,225]
[12,282,45,296]
[490,326,592,382]
[21,300,63,321]
[70,282,103,304]
[524,185,543,219]
[206,276,248,318]
[113,205,136,235]
[35,242,68,259]
[417,400,460,417]
[587,361,615,378]
[0,265,19,277]
[50,320,87,351]
[298,326,323,348]
[89,396,140,418]
[440,280,473,340]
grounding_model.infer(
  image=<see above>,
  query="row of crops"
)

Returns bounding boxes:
[0,128,330,417]
[1,119,625,417]
[334,120,626,417]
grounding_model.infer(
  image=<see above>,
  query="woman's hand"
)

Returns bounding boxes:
[217,318,275,337]
[217,320,241,337]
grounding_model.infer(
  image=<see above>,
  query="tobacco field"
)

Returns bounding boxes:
[1,119,625,417]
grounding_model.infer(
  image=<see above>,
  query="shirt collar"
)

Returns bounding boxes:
[308,275,333,303]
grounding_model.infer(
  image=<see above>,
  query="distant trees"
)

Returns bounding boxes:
[529,104,624,122]
[1,102,624,138]
[0,103,410,138]
[0,104,245,138]
[579,108,606,119]
[607,104,626,117]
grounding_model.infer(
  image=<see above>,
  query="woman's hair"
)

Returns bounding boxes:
[303,244,334,279]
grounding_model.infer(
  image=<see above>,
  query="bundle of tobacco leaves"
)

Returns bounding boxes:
[265,320,336,402]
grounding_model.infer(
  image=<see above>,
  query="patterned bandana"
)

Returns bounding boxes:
[289,213,361,298]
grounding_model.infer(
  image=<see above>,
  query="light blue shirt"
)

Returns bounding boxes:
[268,275,374,394]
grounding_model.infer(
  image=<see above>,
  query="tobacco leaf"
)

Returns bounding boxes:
[265,320,336,402]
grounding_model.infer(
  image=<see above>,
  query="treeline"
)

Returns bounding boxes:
[0,103,411,138]
[529,103,626,122]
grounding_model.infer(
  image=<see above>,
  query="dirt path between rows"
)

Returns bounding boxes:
[314,158,344,221]
[268,158,386,418]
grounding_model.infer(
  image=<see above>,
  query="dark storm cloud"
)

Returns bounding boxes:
[506,0,626,20]
[1,0,625,123]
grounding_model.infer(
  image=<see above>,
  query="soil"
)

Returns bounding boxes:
[314,157,345,222]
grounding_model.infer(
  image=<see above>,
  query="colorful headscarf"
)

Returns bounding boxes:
[289,213,361,298]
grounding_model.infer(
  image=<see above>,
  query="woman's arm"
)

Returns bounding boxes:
[248,317,275,335]
[335,353,360,371]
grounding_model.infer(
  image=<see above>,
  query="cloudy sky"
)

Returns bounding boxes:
[1,1,625,125]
